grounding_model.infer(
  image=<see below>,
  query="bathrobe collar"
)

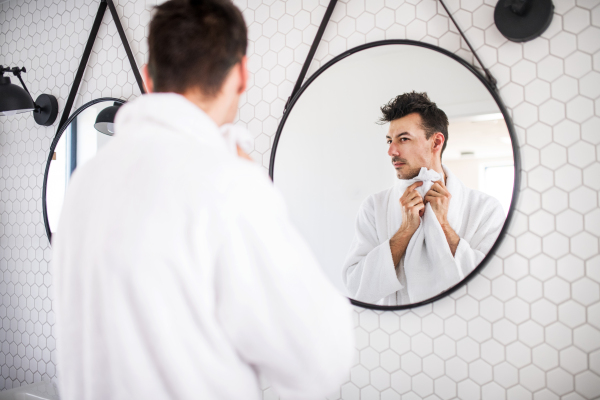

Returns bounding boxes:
[114,92,227,149]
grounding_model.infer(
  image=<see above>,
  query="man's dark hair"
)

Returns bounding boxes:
[379,91,449,156]
[148,0,247,96]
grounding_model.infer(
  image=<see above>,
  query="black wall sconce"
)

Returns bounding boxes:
[0,65,58,126]
[495,0,554,42]
[94,102,123,136]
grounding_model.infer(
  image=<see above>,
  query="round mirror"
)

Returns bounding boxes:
[43,98,125,241]
[270,41,520,310]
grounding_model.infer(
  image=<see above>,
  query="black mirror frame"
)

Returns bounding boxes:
[42,97,126,243]
[268,39,521,311]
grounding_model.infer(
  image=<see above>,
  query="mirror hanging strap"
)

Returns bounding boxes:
[285,0,338,112]
[438,0,497,88]
[106,0,146,96]
[56,0,146,134]
[285,0,499,113]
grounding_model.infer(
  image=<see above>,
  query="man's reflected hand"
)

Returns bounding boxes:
[424,180,451,226]
[399,181,424,235]
[425,180,459,255]
[390,182,424,268]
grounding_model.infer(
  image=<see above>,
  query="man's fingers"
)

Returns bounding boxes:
[407,181,424,192]
[430,182,446,193]
[401,189,422,204]
[406,197,424,207]
[415,202,425,217]
[430,183,451,197]
[426,192,448,200]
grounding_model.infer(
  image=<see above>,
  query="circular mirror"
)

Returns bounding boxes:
[270,41,520,310]
[43,98,125,241]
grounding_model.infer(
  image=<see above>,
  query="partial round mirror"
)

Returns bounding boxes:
[43,98,125,240]
[270,41,519,309]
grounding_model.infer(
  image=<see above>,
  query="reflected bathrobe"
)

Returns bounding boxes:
[342,166,505,306]
[52,93,354,400]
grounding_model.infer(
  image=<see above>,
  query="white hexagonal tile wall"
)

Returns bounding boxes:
[1,0,599,396]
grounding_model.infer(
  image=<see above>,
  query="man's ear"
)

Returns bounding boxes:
[432,132,445,153]
[142,64,154,93]
[238,56,248,95]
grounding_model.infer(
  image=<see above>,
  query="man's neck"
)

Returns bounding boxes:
[429,160,445,181]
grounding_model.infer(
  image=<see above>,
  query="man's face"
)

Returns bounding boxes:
[386,113,435,179]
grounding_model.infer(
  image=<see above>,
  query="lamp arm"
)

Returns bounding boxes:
[9,67,43,113]
[13,69,32,97]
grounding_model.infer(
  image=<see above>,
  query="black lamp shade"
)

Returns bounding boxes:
[0,76,35,116]
[94,102,122,136]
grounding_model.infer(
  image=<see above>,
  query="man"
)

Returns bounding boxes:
[342,92,505,306]
[53,1,354,399]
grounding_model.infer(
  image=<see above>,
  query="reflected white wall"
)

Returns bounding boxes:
[274,44,512,294]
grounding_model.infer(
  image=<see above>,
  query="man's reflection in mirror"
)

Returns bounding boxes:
[342,91,505,306]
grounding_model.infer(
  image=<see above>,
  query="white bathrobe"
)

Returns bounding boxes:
[342,166,505,306]
[52,93,354,400]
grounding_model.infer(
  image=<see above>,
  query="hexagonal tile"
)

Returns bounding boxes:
[533,343,559,371]
[565,51,592,78]
[571,231,599,259]
[540,100,566,126]
[575,371,600,399]
[547,367,574,396]
[578,26,600,54]
[557,254,585,282]
[520,364,546,392]
[401,352,422,376]
[559,300,587,328]
[445,356,468,382]
[493,362,518,388]
[560,346,588,374]
[556,164,583,191]
[583,163,600,190]
[493,320,517,345]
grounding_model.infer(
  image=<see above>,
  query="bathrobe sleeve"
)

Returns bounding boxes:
[453,195,506,278]
[342,196,403,304]
[215,166,355,400]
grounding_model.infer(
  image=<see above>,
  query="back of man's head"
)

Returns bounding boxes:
[148,0,247,97]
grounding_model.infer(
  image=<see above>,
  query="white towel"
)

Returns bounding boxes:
[387,167,462,303]
[342,165,505,306]
[220,123,254,155]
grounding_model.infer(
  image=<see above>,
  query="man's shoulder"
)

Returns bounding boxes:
[371,186,395,203]
[222,161,284,212]
[356,186,395,216]
[462,186,504,214]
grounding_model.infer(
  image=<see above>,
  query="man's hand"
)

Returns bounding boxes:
[399,181,425,234]
[425,180,459,255]
[390,182,424,267]
[424,180,451,226]
[236,145,253,161]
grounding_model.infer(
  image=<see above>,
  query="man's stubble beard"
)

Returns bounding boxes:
[392,157,423,180]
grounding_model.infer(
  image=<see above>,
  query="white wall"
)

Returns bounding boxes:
[1,0,599,398]
[273,44,509,295]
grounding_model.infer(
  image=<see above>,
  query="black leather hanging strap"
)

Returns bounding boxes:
[57,0,146,133]
[284,0,338,112]
[57,0,107,132]
[438,0,497,87]
[284,0,497,111]
[107,0,146,95]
